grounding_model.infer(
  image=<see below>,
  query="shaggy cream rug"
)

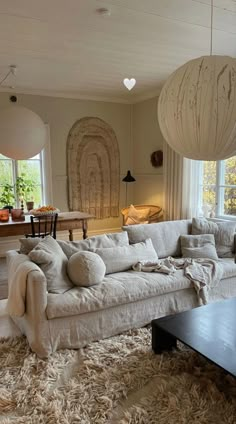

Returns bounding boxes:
[0,328,236,424]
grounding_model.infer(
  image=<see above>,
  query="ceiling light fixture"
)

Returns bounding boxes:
[0,65,17,88]
[0,65,46,159]
[157,0,236,160]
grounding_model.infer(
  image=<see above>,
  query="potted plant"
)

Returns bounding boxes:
[15,174,36,211]
[0,183,15,212]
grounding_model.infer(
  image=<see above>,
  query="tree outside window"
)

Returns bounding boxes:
[0,153,43,209]
[200,156,236,218]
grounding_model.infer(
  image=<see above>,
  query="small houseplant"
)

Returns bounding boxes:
[0,183,15,211]
[15,174,36,211]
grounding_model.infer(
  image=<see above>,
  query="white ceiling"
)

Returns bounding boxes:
[0,0,236,103]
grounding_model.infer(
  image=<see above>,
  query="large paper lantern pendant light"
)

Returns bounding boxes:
[158,55,236,160]
[0,66,46,159]
[158,1,236,160]
[0,105,46,159]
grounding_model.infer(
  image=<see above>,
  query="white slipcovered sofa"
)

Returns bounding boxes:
[6,218,236,357]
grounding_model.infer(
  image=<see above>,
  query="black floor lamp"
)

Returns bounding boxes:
[122,170,136,206]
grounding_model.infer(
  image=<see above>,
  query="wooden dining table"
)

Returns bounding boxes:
[0,211,94,241]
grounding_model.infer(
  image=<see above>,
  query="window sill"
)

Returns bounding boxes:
[209,215,236,222]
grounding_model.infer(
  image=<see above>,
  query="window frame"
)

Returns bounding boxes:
[200,158,236,220]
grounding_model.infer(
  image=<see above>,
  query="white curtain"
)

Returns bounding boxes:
[163,141,201,220]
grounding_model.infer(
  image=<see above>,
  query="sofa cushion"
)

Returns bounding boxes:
[58,232,129,259]
[28,235,73,294]
[123,219,191,258]
[67,251,106,287]
[46,256,236,320]
[19,237,41,254]
[218,258,236,280]
[91,238,158,274]
[125,204,150,225]
[192,218,236,258]
[46,268,194,319]
[180,234,218,260]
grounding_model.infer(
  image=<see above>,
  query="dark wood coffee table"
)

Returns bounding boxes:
[151,297,236,377]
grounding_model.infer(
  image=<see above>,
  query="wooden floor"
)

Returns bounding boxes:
[0,258,21,338]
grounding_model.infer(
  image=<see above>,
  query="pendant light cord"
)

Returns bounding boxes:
[210,0,213,55]
[0,65,17,86]
[0,69,12,86]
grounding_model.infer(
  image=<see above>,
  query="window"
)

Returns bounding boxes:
[0,153,43,208]
[199,156,236,218]
[0,124,52,209]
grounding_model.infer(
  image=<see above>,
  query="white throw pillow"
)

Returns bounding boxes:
[28,235,73,293]
[123,219,191,258]
[67,251,106,287]
[58,232,129,259]
[180,234,218,260]
[92,238,158,274]
[19,237,41,254]
[192,218,236,258]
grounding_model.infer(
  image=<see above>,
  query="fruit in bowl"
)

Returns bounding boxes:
[30,205,60,216]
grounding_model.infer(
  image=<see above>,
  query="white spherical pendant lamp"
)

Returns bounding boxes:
[158,55,236,160]
[0,106,46,159]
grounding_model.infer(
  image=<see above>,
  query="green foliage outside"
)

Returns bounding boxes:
[203,157,236,216]
[0,156,42,209]
[0,183,15,206]
[15,174,35,202]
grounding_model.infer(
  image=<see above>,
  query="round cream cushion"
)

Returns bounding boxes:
[67,251,106,287]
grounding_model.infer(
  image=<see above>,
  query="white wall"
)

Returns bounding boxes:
[132,97,164,208]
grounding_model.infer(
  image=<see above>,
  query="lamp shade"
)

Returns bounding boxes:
[158,55,236,160]
[0,106,46,159]
[122,170,136,182]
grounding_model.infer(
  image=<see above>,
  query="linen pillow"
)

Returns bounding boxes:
[19,237,41,254]
[58,231,129,259]
[123,219,191,258]
[91,238,158,274]
[125,204,150,225]
[67,251,106,287]
[192,218,236,258]
[180,234,218,260]
[28,235,73,293]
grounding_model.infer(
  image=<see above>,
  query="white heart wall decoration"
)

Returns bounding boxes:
[123,78,136,91]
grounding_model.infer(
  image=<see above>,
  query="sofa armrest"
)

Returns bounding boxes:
[6,249,48,318]
[6,249,19,269]
[26,267,48,321]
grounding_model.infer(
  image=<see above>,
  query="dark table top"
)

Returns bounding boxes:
[152,297,236,377]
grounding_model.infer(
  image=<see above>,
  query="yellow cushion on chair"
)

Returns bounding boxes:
[125,204,150,225]
[121,204,163,225]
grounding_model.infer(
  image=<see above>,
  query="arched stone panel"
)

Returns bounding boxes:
[67,117,120,218]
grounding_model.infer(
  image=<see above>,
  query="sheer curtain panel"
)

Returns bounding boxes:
[163,141,200,220]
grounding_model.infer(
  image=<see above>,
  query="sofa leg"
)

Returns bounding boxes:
[151,322,177,354]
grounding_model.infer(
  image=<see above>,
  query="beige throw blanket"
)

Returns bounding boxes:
[132,257,223,305]
[7,254,41,317]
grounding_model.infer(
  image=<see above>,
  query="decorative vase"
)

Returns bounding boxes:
[3,205,13,213]
[11,208,25,221]
[26,201,34,212]
[0,209,9,222]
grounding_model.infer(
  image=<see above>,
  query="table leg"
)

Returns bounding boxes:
[152,322,177,354]
[69,230,73,241]
[82,220,88,239]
